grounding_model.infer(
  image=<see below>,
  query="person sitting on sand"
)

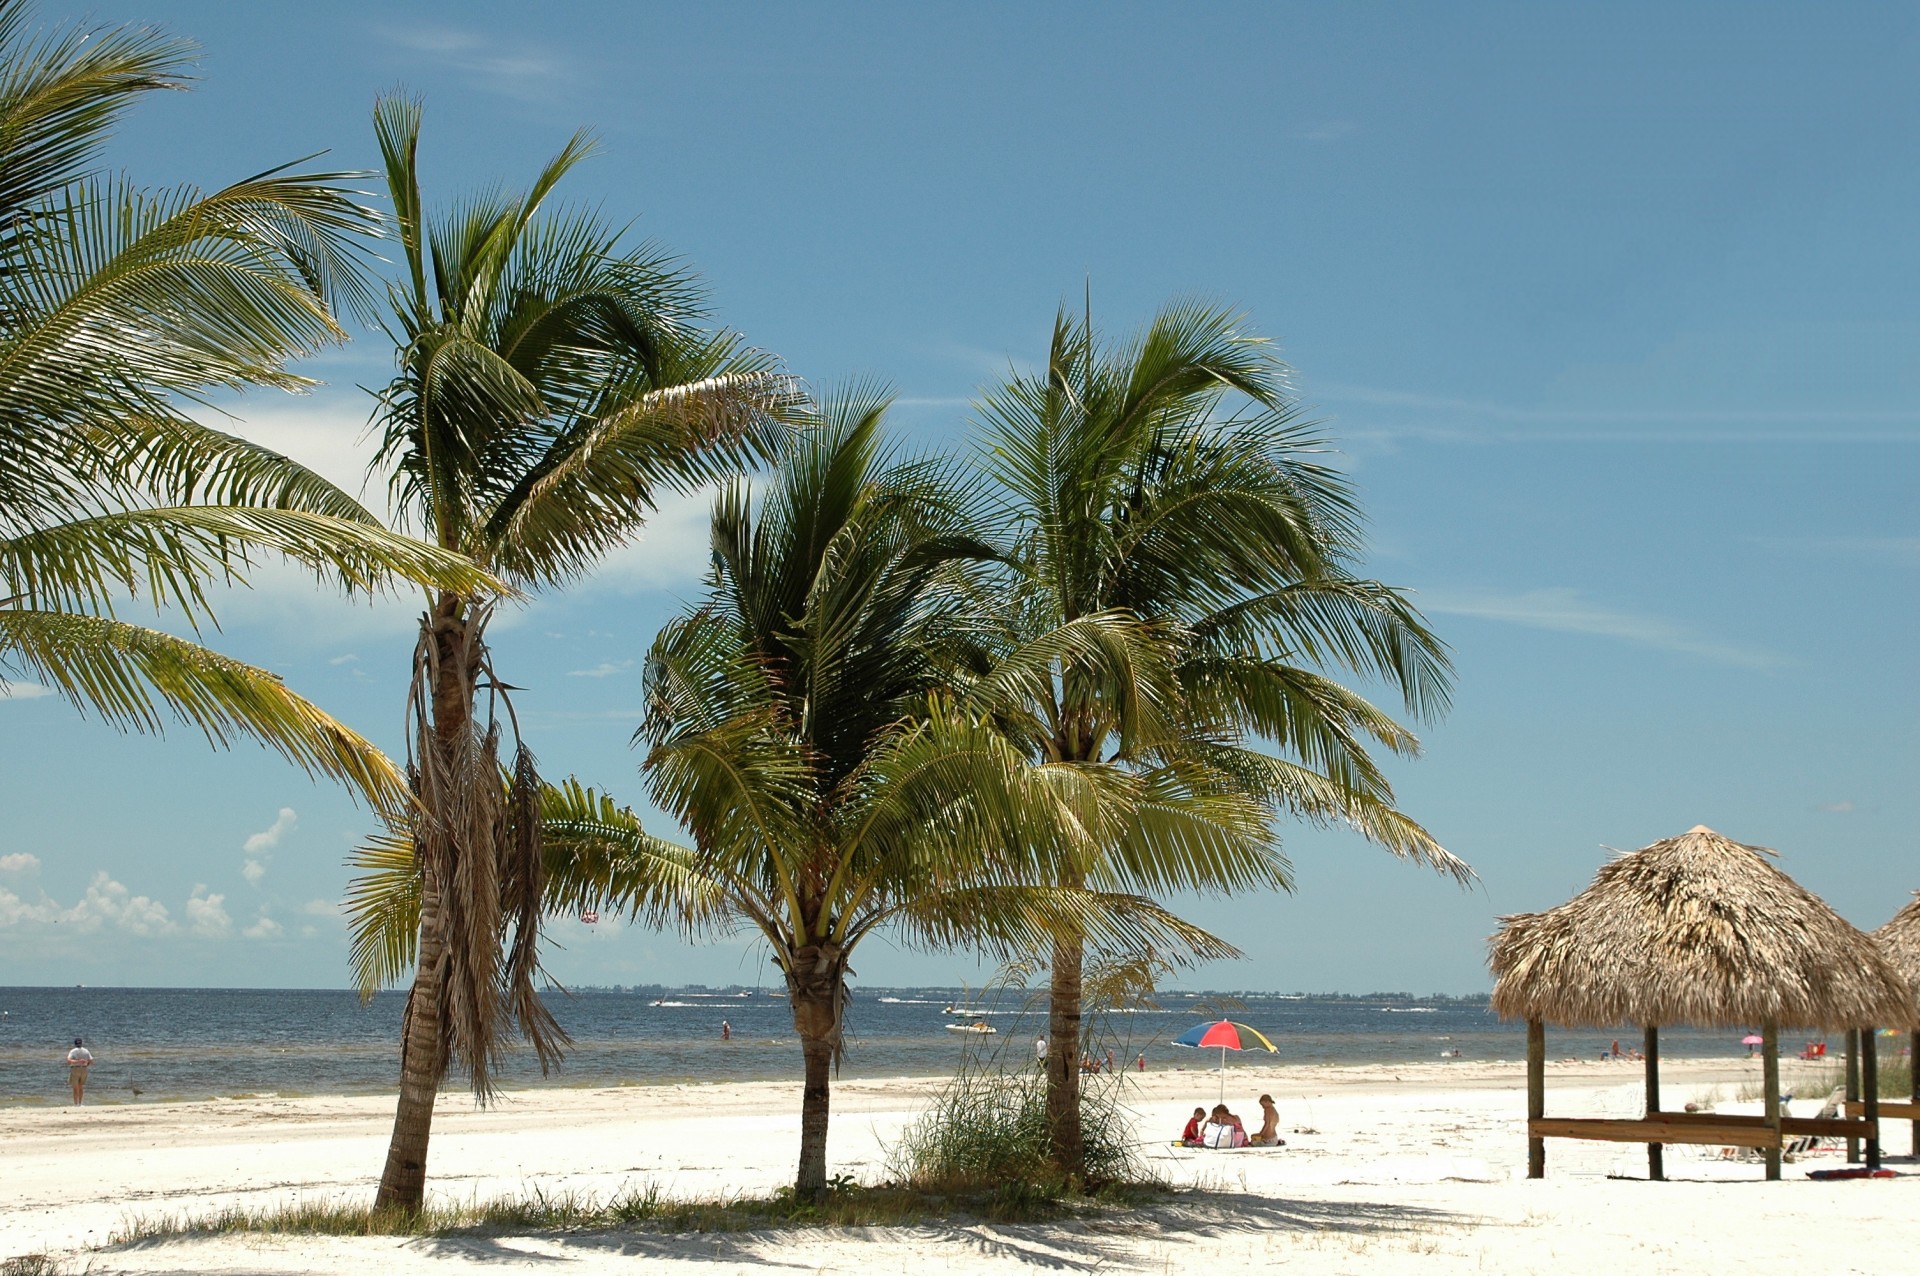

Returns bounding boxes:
[1180,1106,1206,1146]
[1203,1102,1248,1148]
[1249,1093,1285,1146]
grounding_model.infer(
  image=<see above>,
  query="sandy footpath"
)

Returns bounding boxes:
[2,1057,1913,1274]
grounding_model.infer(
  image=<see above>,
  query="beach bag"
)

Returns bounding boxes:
[1202,1121,1248,1148]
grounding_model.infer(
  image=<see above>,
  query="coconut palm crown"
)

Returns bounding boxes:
[627,390,1243,1197]
[963,299,1469,1175]
[360,97,799,1210]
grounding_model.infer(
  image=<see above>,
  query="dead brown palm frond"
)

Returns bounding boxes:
[1489,826,1915,1031]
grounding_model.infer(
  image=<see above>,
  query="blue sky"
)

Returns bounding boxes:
[2,1,1914,993]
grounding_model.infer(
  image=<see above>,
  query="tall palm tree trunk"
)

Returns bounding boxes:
[786,942,845,1199]
[375,871,446,1209]
[375,595,475,1210]
[1045,932,1085,1179]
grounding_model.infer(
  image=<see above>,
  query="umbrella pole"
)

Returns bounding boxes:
[1218,1046,1226,1103]
[1762,1023,1781,1181]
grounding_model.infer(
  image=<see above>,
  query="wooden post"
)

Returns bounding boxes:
[1643,1024,1663,1181]
[1844,1029,1860,1163]
[1761,1023,1781,1181]
[1910,1030,1919,1158]
[1861,1028,1880,1170]
[1526,1019,1545,1179]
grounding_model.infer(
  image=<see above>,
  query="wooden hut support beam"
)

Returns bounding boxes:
[1844,1029,1860,1163]
[1861,1028,1880,1170]
[1643,1024,1663,1180]
[1911,1030,1919,1158]
[1762,1023,1781,1181]
[1526,1019,1545,1179]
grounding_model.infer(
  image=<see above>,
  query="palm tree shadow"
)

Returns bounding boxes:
[449,1191,1484,1271]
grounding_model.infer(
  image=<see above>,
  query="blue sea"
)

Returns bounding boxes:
[0,985,1755,1107]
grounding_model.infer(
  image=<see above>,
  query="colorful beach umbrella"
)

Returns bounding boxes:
[1170,1020,1277,1100]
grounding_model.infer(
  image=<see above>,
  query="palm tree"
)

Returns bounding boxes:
[966,299,1469,1176]
[360,97,797,1210]
[0,0,495,810]
[629,392,1237,1197]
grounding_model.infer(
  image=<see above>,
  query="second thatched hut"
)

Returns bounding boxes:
[1489,825,1913,1180]
[1872,892,1920,1154]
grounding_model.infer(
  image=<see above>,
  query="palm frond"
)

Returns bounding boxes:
[0,607,408,811]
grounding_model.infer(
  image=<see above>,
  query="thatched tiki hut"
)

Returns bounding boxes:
[1489,826,1913,1181]
[1873,892,1920,1155]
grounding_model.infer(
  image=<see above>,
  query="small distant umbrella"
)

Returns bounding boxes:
[1170,1020,1277,1101]
[1741,1033,1763,1056]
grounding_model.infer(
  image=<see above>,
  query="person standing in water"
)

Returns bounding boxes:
[66,1038,93,1105]
[721,1020,732,1041]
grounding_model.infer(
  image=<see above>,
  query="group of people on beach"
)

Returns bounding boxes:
[1179,1094,1283,1148]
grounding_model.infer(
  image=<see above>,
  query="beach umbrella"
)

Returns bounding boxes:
[1170,1020,1277,1100]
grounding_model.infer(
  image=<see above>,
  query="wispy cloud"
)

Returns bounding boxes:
[243,910,283,940]
[243,808,298,856]
[1423,587,1781,668]
[567,660,634,679]
[241,808,296,886]
[1316,382,1920,445]
[0,680,53,701]
[328,653,360,666]
[0,853,39,875]
[382,26,574,101]
[1818,800,1855,814]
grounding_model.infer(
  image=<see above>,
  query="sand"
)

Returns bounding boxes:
[3,1056,1913,1273]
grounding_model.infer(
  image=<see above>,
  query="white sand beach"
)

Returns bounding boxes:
[5,1057,1913,1274]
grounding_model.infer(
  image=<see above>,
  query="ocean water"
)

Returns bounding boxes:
[0,985,1759,1107]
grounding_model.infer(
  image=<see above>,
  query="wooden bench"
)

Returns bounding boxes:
[1529,1110,1879,1151]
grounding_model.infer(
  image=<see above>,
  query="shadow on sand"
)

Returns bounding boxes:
[397,1191,1487,1271]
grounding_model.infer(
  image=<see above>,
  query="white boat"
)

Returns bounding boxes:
[945,1022,997,1035]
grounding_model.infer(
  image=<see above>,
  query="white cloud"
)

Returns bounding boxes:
[1423,587,1781,669]
[1818,800,1855,814]
[381,26,573,99]
[72,873,174,935]
[185,886,232,938]
[0,853,40,875]
[244,808,299,856]
[567,660,633,679]
[244,911,283,940]
[0,680,54,700]
[328,653,360,666]
[576,485,722,593]
[300,898,343,919]
[241,860,267,886]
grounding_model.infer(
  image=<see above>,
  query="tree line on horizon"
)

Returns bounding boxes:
[0,0,1469,1207]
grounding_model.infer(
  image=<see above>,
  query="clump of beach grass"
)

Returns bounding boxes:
[885,1055,1154,1210]
[0,1255,67,1276]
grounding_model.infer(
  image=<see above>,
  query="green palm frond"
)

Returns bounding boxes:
[880,883,1242,966]
[86,415,379,523]
[2,505,506,620]
[1,170,379,424]
[0,607,409,811]
[539,777,723,931]
[345,831,420,997]
[0,1,193,220]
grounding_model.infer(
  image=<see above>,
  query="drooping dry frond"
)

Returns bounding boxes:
[1489,826,1914,1031]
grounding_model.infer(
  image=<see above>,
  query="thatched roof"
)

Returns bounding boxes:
[1489,826,1916,1031]
[1875,892,1920,1013]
